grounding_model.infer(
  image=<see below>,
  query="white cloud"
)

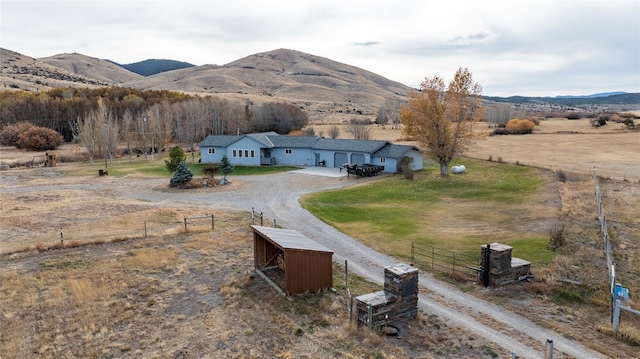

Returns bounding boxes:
[1,0,638,96]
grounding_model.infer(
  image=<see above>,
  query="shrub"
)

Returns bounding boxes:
[490,128,509,136]
[399,156,414,180]
[557,170,567,183]
[165,146,186,173]
[16,126,63,151]
[170,161,193,187]
[0,122,35,146]
[623,119,635,128]
[548,223,566,250]
[505,119,536,134]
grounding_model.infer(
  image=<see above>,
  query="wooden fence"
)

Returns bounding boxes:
[250,207,277,227]
[410,242,481,282]
[183,214,215,231]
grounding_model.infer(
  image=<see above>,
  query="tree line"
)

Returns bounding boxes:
[0,87,309,160]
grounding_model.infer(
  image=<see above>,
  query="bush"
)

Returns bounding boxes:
[548,223,566,250]
[0,122,35,146]
[170,161,193,187]
[15,126,64,151]
[505,119,536,134]
[165,146,186,173]
[623,119,635,128]
[399,156,414,180]
[490,128,509,136]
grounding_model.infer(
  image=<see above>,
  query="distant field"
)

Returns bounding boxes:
[311,117,640,181]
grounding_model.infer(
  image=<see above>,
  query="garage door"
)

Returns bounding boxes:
[334,152,348,167]
[351,154,365,166]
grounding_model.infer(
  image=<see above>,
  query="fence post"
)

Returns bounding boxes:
[211,214,215,230]
[184,216,187,232]
[483,244,491,287]
[349,294,354,322]
[260,212,263,226]
[251,207,255,225]
[544,339,554,359]
[144,220,147,238]
[345,260,349,295]
[613,299,621,333]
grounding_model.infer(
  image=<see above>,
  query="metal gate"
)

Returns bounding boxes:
[411,242,481,282]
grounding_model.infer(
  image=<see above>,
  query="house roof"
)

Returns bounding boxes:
[269,135,319,148]
[199,133,416,159]
[246,132,278,147]
[251,225,333,253]
[313,138,388,153]
[199,135,243,147]
[372,144,421,158]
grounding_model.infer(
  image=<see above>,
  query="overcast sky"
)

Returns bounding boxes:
[2,0,639,97]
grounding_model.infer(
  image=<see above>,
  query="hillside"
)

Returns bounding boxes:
[0,48,111,92]
[39,52,143,84]
[119,49,411,120]
[2,47,638,122]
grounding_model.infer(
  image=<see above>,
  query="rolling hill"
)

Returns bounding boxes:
[1,47,637,122]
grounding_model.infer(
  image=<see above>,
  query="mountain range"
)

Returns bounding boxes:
[1,47,637,122]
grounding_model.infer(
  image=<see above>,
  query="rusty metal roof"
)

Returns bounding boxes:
[251,225,333,253]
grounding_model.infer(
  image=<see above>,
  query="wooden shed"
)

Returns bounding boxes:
[251,225,333,296]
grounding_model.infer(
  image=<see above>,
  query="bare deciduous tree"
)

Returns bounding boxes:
[400,67,484,175]
[375,104,389,128]
[345,119,372,140]
[328,125,340,139]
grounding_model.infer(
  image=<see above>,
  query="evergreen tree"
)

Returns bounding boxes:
[171,161,193,186]
[165,146,186,173]
[220,155,234,181]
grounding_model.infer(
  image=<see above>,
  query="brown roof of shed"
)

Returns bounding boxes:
[251,225,333,253]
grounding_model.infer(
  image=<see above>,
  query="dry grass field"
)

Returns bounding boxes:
[1,190,504,358]
[1,117,639,358]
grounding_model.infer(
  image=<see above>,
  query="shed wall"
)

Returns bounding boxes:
[285,250,333,295]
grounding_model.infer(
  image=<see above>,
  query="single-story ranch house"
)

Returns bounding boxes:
[199,132,423,173]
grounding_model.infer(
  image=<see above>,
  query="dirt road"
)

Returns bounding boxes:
[59,167,600,359]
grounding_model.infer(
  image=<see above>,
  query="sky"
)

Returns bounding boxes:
[1,0,639,97]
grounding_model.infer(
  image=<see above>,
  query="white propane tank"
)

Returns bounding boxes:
[451,164,466,174]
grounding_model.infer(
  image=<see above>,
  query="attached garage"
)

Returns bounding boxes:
[334,152,348,167]
[351,153,365,166]
[252,225,333,296]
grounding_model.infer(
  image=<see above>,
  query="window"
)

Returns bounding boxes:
[244,150,249,158]
[232,149,237,157]
[208,148,215,154]
[380,157,386,164]
[239,150,243,158]
[285,148,292,155]
[250,150,255,158]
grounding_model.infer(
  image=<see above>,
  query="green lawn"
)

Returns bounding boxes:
[301,158,556,265]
